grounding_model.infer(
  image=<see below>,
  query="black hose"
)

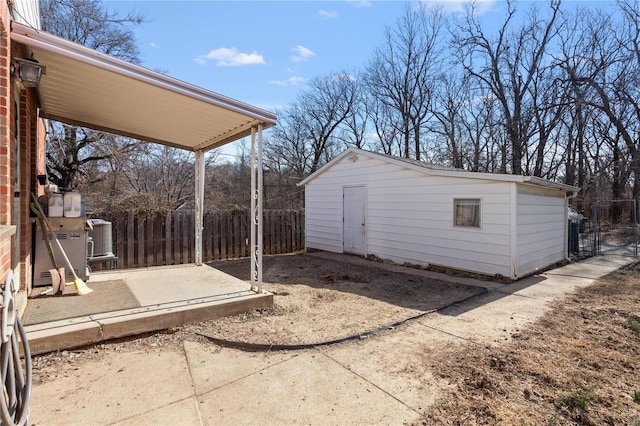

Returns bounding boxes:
[0,315,32,426]
[199,287,489,352]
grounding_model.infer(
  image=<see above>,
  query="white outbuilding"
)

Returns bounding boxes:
[299,148,579,280]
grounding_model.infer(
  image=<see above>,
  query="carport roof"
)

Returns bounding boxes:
[10,22,277,151]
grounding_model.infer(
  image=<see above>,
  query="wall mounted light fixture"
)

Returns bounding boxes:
[12,57,45,87]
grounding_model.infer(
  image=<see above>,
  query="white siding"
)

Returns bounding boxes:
[305,154,514,277]
[515,184,566,277]
[11,0,40,28]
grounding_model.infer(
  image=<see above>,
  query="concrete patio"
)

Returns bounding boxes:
[24,264,273,355]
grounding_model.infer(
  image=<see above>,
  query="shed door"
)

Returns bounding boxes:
[343,186,366,255]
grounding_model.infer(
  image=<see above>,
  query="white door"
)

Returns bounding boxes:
[343,186,366,255]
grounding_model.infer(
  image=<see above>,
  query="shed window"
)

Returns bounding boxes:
[454,199,480,227]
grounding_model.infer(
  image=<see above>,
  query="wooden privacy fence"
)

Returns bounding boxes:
[93,210,304,270]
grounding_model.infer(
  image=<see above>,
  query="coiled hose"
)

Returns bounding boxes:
[0,271,32,426]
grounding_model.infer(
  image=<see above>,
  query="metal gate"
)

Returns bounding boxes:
[568,204,597,259]
[592,199,639,257]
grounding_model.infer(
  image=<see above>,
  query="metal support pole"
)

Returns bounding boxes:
[250,129,257,291]
[249,125,264,293]
[257,124,264,293]
[195,150,205,266]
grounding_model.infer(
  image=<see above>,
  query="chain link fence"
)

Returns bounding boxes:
[573,199,639,258]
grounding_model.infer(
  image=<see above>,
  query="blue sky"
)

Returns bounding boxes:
[102,0,609,160]
[103,0,504,113]
[103,1,610,114]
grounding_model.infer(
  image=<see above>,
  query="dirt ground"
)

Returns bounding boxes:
[421,261,640,425]
[30,254,640,424]
[201,253,484,345]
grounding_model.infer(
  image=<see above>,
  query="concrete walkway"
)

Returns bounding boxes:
[29,255,632,425]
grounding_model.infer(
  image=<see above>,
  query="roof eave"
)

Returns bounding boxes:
[523,176,580,194]
[297,148,358,186]
[300,148,579,194]
[11,21,277,151]
[11,22,277,126]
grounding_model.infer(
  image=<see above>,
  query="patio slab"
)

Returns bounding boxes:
[25,264,273,355]
[93,264,253,306]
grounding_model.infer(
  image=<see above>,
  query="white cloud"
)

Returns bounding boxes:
[149,42,158,48]
[291,45,315,63]
[318,9,338,18]
[345,0,371,7]
[429,0,497,15]
[194,47,266,66]
[269,76,306,87]
[288,76,306,85]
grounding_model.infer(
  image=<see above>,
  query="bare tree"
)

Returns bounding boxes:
[301,73,359,172]
[122,145,197,209]
[364,4,445,160]
[558,2,640,209]
[526,62,569,179]
[335,72,370,150]
[40,0,145,190]
[263,106,312,179]
[461,86,501,172]
[368,94,403,156]
[452,0,562,174]
[429,72,470,168]
[553,5,610,190]
[265,72,358,177]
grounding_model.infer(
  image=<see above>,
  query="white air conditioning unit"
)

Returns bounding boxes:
[88,219,114,258]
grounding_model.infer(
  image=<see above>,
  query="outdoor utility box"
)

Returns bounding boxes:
[87,219,114,257]
[33,217,89,286]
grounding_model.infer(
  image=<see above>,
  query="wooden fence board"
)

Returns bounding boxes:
[165,212,172,265]
[137,217,144,266]
[213,211,220,260]
[100,209,303,269]
[126,212,134,268]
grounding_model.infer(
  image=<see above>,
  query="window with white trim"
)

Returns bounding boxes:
[454,199,480,227]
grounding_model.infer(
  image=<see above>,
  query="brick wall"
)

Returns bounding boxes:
[0,0,12,286]
[20,91,31,292]
[1,0,45,293]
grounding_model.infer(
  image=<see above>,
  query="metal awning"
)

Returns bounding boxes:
[10,21,277,151]
[11,21,274,290]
